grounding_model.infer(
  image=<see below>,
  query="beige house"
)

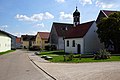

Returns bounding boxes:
[21,35,36,49]
[35,32,49,49]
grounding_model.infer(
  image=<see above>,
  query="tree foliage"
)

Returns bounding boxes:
[97,12,120,53]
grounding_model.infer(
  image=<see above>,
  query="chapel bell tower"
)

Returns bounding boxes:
[73,6,80,27]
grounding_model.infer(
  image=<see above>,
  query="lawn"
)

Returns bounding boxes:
[0,50,15,55]
[39,50,120,63]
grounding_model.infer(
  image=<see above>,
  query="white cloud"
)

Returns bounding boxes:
[33,23,45,28]
[59,12,72,21]
[95,0,119,8]
[13,31,37,37]
[79,0,92,5]
[0,25,8,31]
[15,12,54,22]
[44,12,54,19]
[55,0,65,3]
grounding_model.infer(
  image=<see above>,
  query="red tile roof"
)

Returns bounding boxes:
[102,10,118,16]
[52,22,73,37]
[38,32,50,39]
[65,21,95,39]
[16,37,21,43]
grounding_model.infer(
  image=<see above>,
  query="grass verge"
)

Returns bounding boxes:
[40,51,120,63]
[0,50,15,55]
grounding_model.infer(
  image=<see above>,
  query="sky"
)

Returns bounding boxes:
[0,0,120,37]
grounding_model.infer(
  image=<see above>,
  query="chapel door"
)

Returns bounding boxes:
[77,44,81,54]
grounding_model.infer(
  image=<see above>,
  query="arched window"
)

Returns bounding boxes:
[67,40,69,47]
[72,40,75,47]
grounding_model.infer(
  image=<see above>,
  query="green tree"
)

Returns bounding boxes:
[97,12,120,53]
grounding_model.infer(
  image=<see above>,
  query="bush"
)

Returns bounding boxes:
[94,49,111,60]
[29,46,41,51]
[68,53,74,60]
[45,45,50,51]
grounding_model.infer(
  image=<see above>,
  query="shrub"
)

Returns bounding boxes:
[68,53,74,60]
[29,46,41,51]
[94,49,111,60]
[45,45,51,51]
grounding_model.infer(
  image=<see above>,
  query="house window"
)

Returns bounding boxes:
[72,40,75,47]
[67,40,69,47]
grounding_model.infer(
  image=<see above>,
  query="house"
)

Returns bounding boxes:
[35,32,49,49]
[21,35,36,49]
[96,10,118,51]
[65,21,103,54]
[49,22,73,50]
[8,34,16,50]
[96,10,117,24]
[0,30,11,52]
[16,37,22,49]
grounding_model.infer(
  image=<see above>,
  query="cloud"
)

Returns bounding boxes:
[59,12,72,21]
[55,0,65,3]
[15,12,54,22]
[79,0,92,5]
[33,23,45,28]
[13,31,37,37]
[14,29,50,37]
[0,25,8,30]
[95,0,119,8]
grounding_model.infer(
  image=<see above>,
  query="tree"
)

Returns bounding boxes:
[97,12,120,53]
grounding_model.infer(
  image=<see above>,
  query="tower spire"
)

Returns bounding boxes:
[73,6,80,27]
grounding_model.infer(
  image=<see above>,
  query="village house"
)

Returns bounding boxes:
[49,22,73,50]
[0,30,11,52]
[35,32,49,49]
[16,37,22,49]
[96,10,118,51]
[21,35,36,49]
[96,10,118,24]
[8,34,16,50]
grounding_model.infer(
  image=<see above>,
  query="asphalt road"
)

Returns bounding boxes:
[0,50,53,80]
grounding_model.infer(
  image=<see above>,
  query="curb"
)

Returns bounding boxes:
[27,53,57,80]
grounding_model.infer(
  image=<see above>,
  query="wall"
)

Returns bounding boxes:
[42,39,49,49]
[65,38,84,54]
[0,32,11,52]
[49,26,58,49]
[84,22,104,53]
[58,37,64,50]
[35,33,42,48]
[22,41,29,49]
[9,34,16,49]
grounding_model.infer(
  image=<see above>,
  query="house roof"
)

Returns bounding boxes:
[52,22,73,37]
[16,37,21,43]
[0,30,12,38]
[96,10,118,23]
[21,35,36,41]
[38,32,50,39]
[102,10,118,17]
[65,21,95,39]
